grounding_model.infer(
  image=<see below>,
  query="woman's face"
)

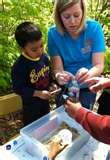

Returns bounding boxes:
[60,2,83,35]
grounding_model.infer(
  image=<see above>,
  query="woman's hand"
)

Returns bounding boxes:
[55,71,74,85]
[85,77,110,93]
[75,67,89,83]
[64,99,82,118]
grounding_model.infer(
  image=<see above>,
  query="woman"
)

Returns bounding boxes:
[64,76,110,144]
[48,0,105,109]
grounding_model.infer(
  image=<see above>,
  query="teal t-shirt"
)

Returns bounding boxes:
[48,19,105,75]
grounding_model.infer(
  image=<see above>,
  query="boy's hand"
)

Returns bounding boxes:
[33,90,52,100]
[49,83,59,92]
[49,83,61,95]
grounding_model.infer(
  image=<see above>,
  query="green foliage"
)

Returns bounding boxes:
[1,0,53,95]
[1,0,110,95]
[86,0,110,75]
[104,48,110,73]
[87,0,110,47]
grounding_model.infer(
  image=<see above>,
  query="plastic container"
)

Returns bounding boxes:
[20,106,90,160]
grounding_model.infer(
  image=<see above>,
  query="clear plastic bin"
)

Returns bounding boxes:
[20,106,90,160]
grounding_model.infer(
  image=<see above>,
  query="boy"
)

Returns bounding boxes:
[11,22,58,126]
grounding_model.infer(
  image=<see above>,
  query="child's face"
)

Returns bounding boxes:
[22,39,44,59]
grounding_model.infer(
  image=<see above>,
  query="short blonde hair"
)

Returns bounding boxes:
[53,0,86,35]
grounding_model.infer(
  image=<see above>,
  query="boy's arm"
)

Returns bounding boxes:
[12,63,53,100]
[11,66,35,99]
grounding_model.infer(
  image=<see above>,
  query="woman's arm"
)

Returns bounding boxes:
[75,53,104,83]
[51,56,64,75]
[50,56,72,85]
[90,53,104,76]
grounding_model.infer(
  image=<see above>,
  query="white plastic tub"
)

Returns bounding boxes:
[20,106,90,160]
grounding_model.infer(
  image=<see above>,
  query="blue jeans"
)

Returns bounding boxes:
[56,87,96,110]
[79,88,96,110]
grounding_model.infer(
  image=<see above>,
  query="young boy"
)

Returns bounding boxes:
[11,22,58,126]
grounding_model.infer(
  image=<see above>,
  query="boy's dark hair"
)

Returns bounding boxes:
[15,21,42,48]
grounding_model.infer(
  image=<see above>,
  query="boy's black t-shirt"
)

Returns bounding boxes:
[11,53,53,101]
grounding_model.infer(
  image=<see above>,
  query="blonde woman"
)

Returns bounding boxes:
[48,0,105,109]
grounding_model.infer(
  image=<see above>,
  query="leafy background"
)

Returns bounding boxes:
[0,0,110,95]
